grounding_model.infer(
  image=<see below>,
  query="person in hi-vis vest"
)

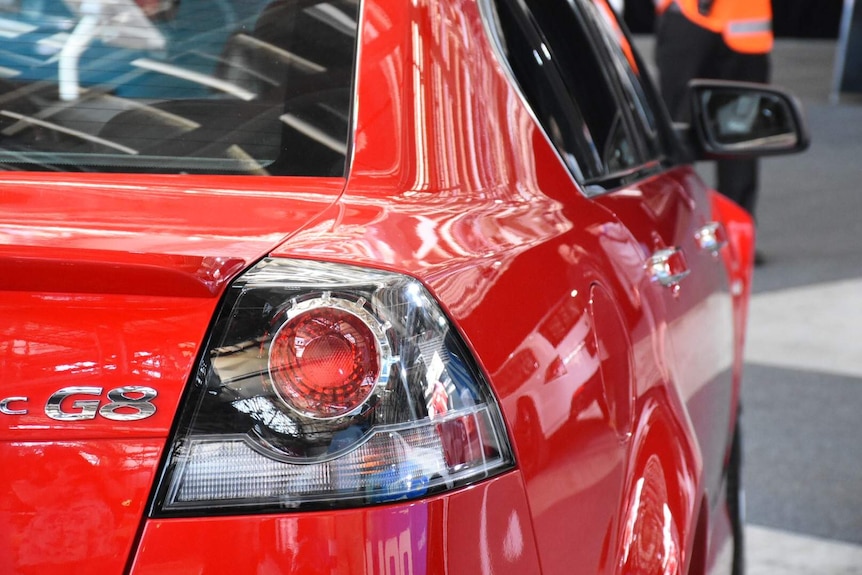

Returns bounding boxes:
[655,0,772,256]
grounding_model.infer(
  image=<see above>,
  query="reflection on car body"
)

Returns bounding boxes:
[0,0,807,573]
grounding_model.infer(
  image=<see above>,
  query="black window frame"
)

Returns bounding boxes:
[572,0,682,169]
[481,0,681,195]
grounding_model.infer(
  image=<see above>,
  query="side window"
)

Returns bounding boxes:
[521,0,641,178]
[486,0,642,186]
[486,0,597,181]
[578,0,666,161]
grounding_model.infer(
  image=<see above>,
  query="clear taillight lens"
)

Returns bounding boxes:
[152,259,513,515]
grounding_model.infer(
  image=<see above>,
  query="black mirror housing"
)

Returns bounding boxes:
[683,80,810,160]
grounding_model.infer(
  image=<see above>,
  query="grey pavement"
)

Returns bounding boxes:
[635,35,862,573]
[755,40,862,292]
[748,38,862,551]
[748,526,862,575]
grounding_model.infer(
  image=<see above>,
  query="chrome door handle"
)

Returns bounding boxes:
[647,247,690,287]
[695,222,728,254]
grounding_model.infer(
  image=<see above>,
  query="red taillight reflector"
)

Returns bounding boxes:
[269,307,380,419]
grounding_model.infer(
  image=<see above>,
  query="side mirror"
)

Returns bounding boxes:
[684,80,810,160]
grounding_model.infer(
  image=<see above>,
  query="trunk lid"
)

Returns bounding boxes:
[0,173,342,573]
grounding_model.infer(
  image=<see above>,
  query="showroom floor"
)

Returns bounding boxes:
[634,36,862,575]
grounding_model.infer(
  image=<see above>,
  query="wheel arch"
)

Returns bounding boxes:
[616,391,704,575]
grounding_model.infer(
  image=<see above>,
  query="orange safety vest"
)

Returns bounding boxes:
[655,0,773,54]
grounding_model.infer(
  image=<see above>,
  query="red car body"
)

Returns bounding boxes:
[0,0,790,573]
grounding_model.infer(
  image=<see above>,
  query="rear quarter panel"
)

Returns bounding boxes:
[276,0,705,573]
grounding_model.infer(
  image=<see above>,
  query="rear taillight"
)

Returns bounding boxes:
[151,259,513,515]
[268,299,388,419]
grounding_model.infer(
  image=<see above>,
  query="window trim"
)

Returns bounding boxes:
[479,0,594,193]
[567,0,680,167]
[479,0,676,196]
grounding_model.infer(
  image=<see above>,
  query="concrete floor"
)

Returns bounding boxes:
[634,35,862,574]
[743,38,862,574]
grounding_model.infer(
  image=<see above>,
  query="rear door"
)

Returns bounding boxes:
[576,0,737,510]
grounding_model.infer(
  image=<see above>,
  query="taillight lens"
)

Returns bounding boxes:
[269,301,385,419]
[152,259,513,515]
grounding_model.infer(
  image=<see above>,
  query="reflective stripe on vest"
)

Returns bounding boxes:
[728,19,771,35]
[656,0,773,54]
[724,17,773,53]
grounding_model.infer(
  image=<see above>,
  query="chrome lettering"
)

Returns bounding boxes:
[99,386,158,421]
[0,386,159,422]
[45,386,103,421]
[0,397,28,415]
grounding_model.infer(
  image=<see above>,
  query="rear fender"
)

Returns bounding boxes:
[617,395,701,575]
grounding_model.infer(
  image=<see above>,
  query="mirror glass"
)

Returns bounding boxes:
[699,88,799,150]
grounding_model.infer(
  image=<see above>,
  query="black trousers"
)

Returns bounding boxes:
[655,10,770,216]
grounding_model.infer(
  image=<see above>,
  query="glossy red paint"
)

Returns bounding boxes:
[0,291,211,441]
[278,1,722,573]
[131,472,540,574]
[709,190,756,404]
[0,0,756,574]
[0,176,344,571]
[594,167,736,523]
[0,439,162,573]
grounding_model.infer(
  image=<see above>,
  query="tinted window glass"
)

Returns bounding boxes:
[488,0,595,180]
[487,0,645,185]
[520,0,639,178]
[580,0,662,160]
[0,0,359,175]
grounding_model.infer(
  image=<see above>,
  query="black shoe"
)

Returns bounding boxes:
[754,251,766,267]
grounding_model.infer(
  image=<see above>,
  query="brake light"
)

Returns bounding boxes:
[268,301,388,419]
[151,259,513,515]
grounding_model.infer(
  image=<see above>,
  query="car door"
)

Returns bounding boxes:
[483,0,736,571]
[577,0,737,512]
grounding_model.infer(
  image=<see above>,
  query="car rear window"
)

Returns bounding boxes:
[0,0,359,176]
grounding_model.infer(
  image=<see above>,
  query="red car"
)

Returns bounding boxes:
[0,0,806,573]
